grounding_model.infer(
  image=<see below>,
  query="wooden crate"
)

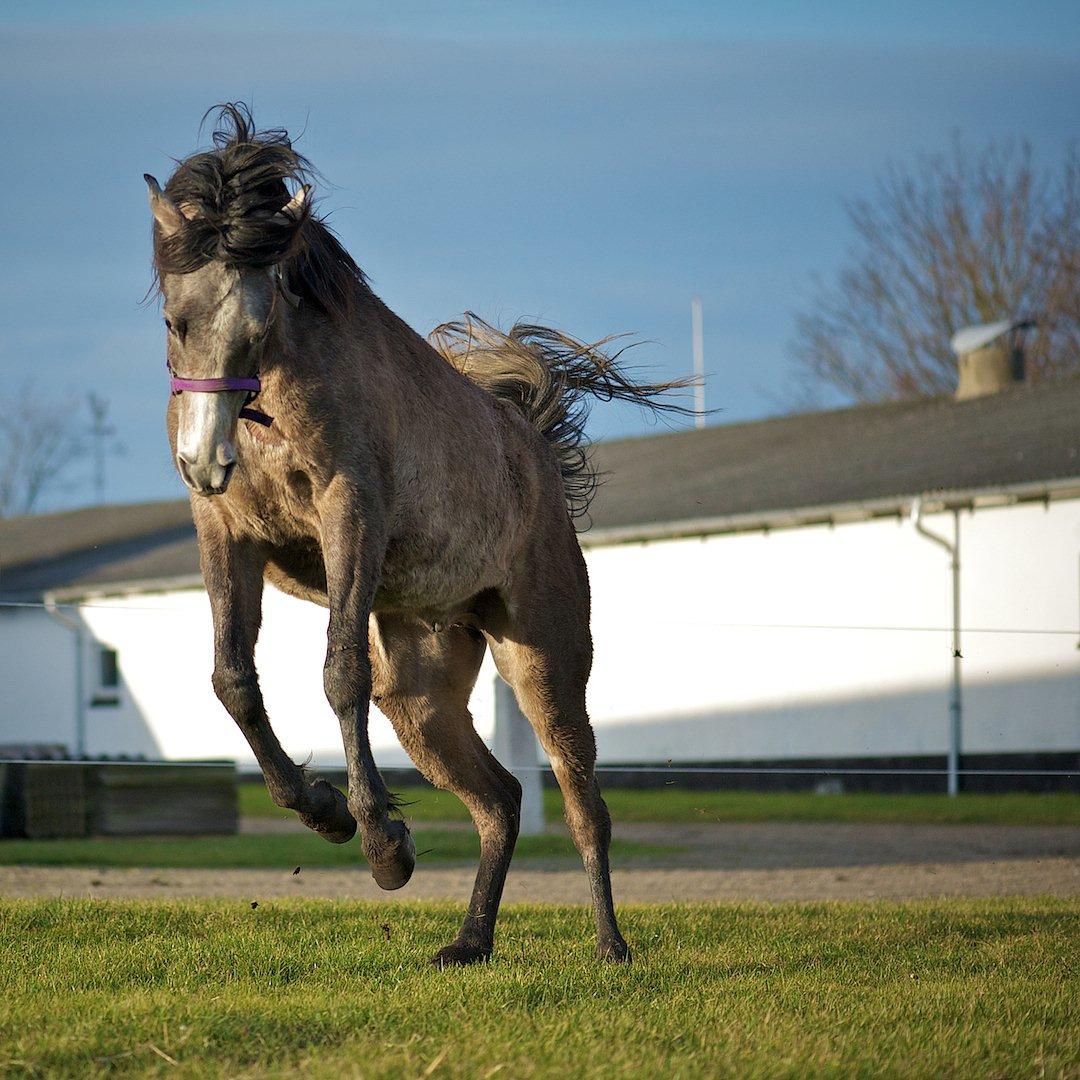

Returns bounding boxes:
[87,763,238,836]
[0,763,89,838]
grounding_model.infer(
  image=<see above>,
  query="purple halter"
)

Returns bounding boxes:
[164,266,293,428]
[168,368,273,426]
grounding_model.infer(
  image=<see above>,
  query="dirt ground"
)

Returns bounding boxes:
[2,821,1077,904]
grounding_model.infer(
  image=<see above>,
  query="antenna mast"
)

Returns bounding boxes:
[691,296,705,429]
[87,393,115,504]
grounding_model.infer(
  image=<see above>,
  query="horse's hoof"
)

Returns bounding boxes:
[369,819,415,891]
[597,935,631,964]
[298,780,357,845]
[430,940,492,968]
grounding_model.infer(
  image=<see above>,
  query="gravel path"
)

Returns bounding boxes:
[0,858,1077,904]
[612,821,1080,868]
[2,822,1076,903]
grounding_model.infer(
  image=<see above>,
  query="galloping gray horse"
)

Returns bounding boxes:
[146,104,687,965]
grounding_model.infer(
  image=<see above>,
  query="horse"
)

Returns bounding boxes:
[145,104,688,966]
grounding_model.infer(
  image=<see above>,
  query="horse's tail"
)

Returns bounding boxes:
[429,313,696,521]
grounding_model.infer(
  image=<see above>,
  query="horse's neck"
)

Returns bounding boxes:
[362,291,449,374]
[284,289,443,380]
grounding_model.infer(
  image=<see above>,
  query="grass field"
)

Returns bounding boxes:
[241,782,1080,826]
[0,897,1075,1077]
[0,830,667,869]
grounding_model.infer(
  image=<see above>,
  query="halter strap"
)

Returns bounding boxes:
[169,375,262,394]
[167,365,273,426]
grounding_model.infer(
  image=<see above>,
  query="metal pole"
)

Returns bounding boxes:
[691,296,705,429]
[492,676,545,835]
[44,595,86,757]
[912,500,963,796]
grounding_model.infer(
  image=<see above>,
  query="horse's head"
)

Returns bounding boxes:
[144,104,315,497]
[145,172,307,496]
[146,104,367,496]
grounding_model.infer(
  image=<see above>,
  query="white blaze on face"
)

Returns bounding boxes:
[173,274,259,494]
[170,268,277,495]
[175,389,245,494]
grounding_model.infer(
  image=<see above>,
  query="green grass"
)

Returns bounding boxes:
[595,789,1080,826]
[240,782,1080,826]
[0,830,667,870]
[0,898,1075,1077]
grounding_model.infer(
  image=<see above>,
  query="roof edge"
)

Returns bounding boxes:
[578,476,1080,548]
[45,574,205,605]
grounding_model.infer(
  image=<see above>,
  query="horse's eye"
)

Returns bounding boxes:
[164,317,186,342]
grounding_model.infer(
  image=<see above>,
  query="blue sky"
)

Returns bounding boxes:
[2,1,1078,509]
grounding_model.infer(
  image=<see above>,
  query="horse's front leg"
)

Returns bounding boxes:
[319,498,415,890]
[198,519,356,843]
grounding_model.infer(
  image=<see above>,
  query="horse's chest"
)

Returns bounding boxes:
[229,442,320,547]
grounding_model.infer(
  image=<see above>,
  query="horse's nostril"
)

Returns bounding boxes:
[176,453,196,489]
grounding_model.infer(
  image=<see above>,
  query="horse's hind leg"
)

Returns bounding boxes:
[372,614,521,967]
[488,569,629,962]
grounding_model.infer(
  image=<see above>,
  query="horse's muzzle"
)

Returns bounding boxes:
[177,453,236,496]
[175,391,242,495]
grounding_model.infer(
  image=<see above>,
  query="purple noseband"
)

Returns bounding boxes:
[169,375,261,394]
[168,370,273,426]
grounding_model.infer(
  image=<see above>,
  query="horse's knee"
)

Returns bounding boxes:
[211,666,260,720]
[323,648,370,716]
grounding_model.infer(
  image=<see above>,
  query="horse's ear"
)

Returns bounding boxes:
[279,184,311,221]
[144,174,185,236]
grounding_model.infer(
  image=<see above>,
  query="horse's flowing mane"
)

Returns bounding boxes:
[151,103,366,317]
[430,315,695,520]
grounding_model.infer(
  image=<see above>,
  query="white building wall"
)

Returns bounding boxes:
[64,591,496,769]
[584,500,1078,762]
[1,497,1076,769]
[1,608,78,751]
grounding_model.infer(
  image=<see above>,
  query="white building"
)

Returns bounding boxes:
[2,368,1077,791]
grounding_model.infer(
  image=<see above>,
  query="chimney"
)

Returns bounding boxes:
[951,318,1035,401]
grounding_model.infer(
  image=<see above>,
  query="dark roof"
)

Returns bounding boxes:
[2,377,1078,599]
[587,374,1080,535]
[0,500,198,602]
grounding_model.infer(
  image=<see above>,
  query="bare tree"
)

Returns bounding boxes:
[792,138,1080,401]
[0,384,84,517]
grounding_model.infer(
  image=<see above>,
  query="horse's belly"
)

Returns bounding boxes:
[375,532,503,615]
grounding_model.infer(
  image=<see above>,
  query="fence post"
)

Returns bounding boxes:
[492,676,545,836]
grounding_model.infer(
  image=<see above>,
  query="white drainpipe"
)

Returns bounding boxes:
[911,499,963,796]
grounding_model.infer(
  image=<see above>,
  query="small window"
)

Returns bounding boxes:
[90,646,120,707]
[99,648,119,689]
